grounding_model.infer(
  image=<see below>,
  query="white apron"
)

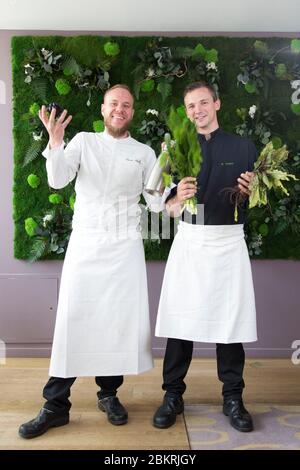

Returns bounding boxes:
[155,221,257,344]
[49,228,153,377]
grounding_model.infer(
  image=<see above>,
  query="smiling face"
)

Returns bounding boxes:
[184,87,220,134]
[101,87,134,138]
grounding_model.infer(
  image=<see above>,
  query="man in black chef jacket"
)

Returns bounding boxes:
[153,81,257,433]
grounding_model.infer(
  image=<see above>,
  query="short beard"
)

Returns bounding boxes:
[105,120,130,138]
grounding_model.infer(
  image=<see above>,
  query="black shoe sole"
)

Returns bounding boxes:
[223,410,253,432]
[98,403,128,426]
[153,409,184,429]
[19,415,70,439]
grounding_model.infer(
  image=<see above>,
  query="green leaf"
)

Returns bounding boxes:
[62,56,81,76]
[275,63,287,79]
[50,243,59,252]
[245,82,257,94]
[140,79,155,93]
[272,176,289,195]
[271,137,282,149]
[176,105,187,118]
[291,103,300,116]
[260,187,268,205]
[254,40,269,55]
[193,43,206,57]
[205,49,218,63]
[25,217,38,237]
[249,183,260,209]
[259,223,269,236]
[234,203,238,222]
[291,39,300,53]
[69,194,76,211]
[262,172,272,189]
[156,81,172,102]
[236,107,247,121]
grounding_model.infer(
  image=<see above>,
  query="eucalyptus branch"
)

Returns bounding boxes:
[269,46,289,62]
[160,59,187,78]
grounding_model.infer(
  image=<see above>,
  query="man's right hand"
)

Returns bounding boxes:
[176,177,197,204]
[39,105,72,149]
[166,177,197,217]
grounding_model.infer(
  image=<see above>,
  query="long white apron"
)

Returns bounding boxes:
[155,221,257,343]
[44,131,170,378]
[49,228,153,377]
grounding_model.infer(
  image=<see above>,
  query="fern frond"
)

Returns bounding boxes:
[23,140,43,166]
[29,237,48,262]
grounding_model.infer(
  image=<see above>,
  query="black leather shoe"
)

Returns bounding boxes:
[153,395,184,429]
[98,396,128,425]
[19,408,69,439]
[223,398,253,432]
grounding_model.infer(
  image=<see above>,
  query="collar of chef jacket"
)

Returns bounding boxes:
[101,129,132,142]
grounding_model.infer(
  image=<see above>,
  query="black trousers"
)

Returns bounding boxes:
[43,375,124,413]
[162,338,245,401]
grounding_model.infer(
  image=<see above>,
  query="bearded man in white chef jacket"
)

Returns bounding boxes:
[19,84,169,439]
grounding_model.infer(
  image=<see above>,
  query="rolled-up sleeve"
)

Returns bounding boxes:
[142,147,173,213]
[42,133,82,189]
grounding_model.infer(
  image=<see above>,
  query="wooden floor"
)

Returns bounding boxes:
[0,358,299,450]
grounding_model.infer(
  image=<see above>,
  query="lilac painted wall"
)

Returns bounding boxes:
[0,30,299,360]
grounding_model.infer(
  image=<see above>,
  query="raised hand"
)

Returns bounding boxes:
[39,105,72,149]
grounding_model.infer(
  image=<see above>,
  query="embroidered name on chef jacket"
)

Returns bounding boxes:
[125,158,142,164]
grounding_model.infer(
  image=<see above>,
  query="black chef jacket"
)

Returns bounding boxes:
[166,128,257,225]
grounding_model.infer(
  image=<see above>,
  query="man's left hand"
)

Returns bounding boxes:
[237,171,254,196]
